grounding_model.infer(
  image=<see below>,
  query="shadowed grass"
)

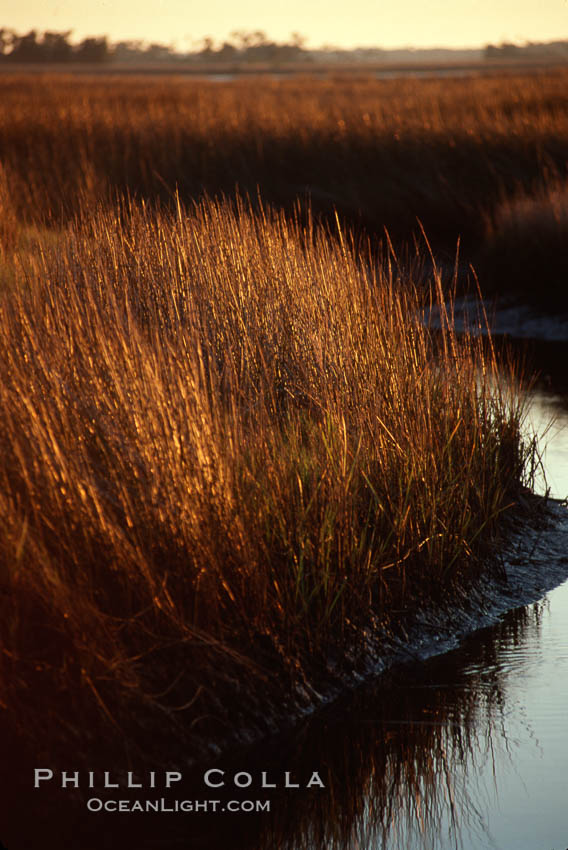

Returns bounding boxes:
[0,70,567,253]
[482,179,568,309]
[0,194,535,762]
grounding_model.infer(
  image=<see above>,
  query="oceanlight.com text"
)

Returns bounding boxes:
[86,798,271,814]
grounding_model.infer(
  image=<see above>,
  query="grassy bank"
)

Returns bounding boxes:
[0,70,567,305]
[0,194,535,763]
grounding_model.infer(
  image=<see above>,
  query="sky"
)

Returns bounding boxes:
[2,0,568,51]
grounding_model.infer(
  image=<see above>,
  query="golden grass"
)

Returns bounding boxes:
[0,68,553,759]
[0,70,567,251]
[0,193,534,760]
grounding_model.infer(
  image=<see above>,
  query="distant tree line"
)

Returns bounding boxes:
[0,29,110,62]
[3,28,567,66]
[194,30,309,63]
[0,28,310,64]
[485,40,568,60]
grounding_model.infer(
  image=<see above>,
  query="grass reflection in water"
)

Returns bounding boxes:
[233,600,546,850]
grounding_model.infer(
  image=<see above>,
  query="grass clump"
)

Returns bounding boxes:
[482,180,568,309]
[0,194,533,762]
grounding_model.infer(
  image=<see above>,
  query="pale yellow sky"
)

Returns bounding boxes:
[2,0,568,50]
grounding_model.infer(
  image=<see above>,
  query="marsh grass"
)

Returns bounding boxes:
[482,180,568,309]
[1,70,567,252]
[0,194,534,761]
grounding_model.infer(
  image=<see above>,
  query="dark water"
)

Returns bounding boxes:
[2,351,568,850]
[527,390,568,500]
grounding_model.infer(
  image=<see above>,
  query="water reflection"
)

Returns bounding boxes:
[510,335,568,500]
[526,390,568,500]
[238,600,553,850]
